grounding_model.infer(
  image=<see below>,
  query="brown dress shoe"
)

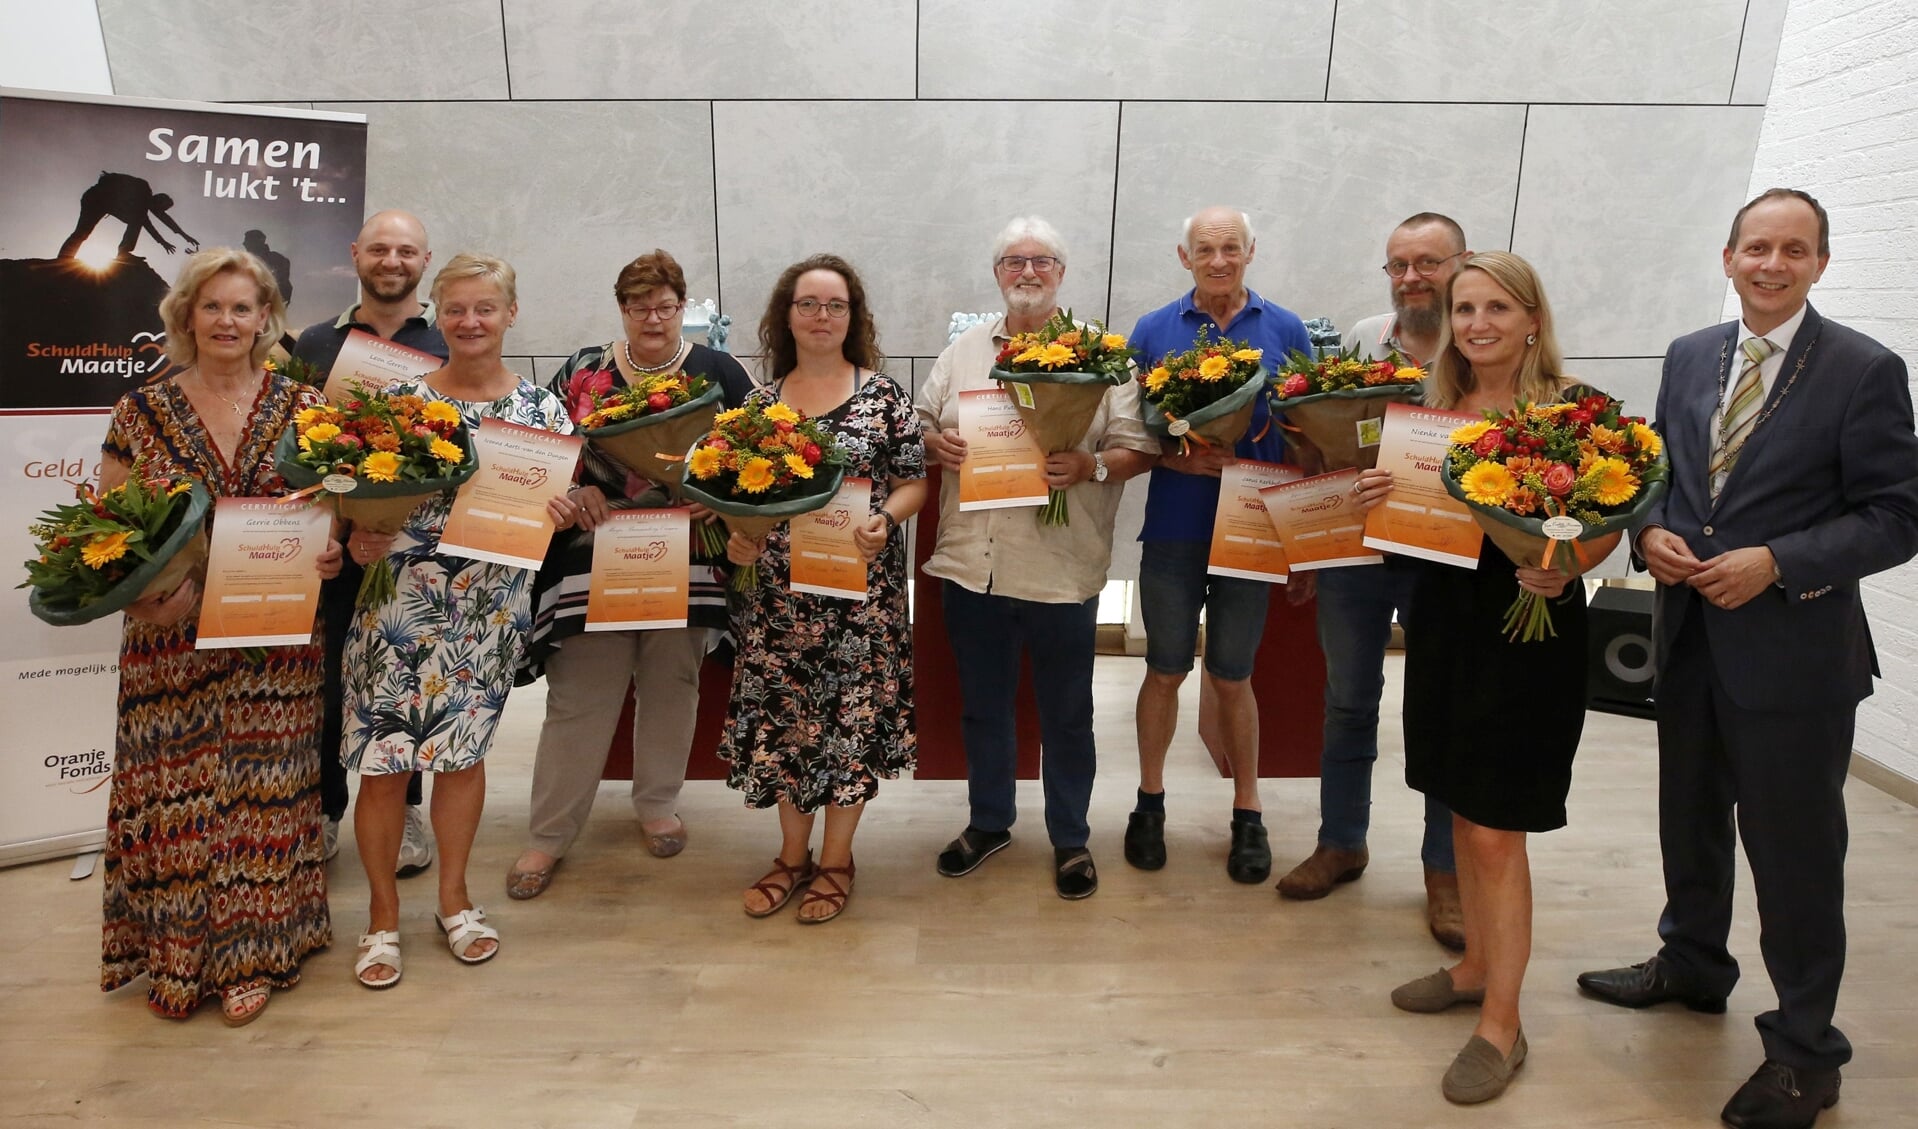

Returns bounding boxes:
[1275,843,1369,900]
[1425,867,1466,950]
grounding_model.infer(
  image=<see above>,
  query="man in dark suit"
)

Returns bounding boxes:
[1578,189,1918,1129]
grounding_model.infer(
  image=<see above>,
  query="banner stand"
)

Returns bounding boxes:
[0,87,367,867]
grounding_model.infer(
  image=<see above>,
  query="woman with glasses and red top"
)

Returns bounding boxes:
[506,249,754,900]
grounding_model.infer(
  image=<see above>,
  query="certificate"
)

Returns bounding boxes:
[1260,468,1384,570]
[789,476,871,601]
[438,418,584,569]
[1362,402,1484,568]
[1207,459,1300,583]
[585,508,690,630]
[321,328,442,404]
[194,496,332,649]
[956,388,1049,511]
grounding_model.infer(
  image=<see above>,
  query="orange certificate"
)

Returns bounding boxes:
[1260,468,1384,570]
[790,476,872,601]
[1207,459,1300,583]
[321,328,442,404]
[585,508,690,630]
[1362,402,1485,568]
[956,388,1048,511]
[438,419,584,569]
[194,496,332,649]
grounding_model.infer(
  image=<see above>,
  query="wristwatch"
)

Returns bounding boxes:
[879,510,900,534]
[1092,452,1109,483]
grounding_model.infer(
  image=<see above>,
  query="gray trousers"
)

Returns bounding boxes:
[526,627,711,857]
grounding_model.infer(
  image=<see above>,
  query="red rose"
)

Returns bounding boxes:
[775,420,795,434]
[1473,430,1504,458]
[1280,373,1310,397]
[1543,463,1577,497]
[1570,409,1594,425]
[345,399,364,412]
[708,437,730,452]
[802,442,822,463]
[339,434,362,449]
[647,392,673,411]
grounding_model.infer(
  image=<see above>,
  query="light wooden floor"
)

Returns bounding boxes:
[3,656,1914,1128]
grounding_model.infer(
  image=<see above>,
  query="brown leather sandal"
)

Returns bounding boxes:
[796,860,856,925]
[744,851,816,918]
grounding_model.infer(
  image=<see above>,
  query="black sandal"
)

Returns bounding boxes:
[1055,847,1099,900]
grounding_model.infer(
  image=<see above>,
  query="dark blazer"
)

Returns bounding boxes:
[1645,304,1918,711]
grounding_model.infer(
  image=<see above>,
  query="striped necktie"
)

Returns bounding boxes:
[1709,336,1776,498]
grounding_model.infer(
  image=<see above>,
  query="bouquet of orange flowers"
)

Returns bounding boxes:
[573,366,724,529]
[1139,326,1268,454]
[990,309,1136,525]
[21,462,210,625]
[275,388,478,605]
[1270,346,1425,470]
[1440,391,1668,641]
[679,401,847,589]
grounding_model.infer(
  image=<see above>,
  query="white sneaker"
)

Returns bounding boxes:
[397,804,435,877]
[322,817,341,862]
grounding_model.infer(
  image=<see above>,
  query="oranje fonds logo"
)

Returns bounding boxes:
[47,748,111,795]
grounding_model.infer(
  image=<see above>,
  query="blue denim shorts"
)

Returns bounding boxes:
[1138,540,1271,681]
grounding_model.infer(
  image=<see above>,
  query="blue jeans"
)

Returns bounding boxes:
[1315,563,1454,872]
[943,581,1099,849]
[1138,540,1271,680]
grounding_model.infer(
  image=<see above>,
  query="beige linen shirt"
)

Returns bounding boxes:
[917,317,1158,604]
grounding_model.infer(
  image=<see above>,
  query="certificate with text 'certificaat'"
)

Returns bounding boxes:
[1260,468,1384,570]
[1207,459,1300,584]
[956,388,1049,511]
[1362,402,1484,569]
[321,329,442,404]
[789,476,872,601]
[194,496,332,649]
[585,507,690,630]
[438,418,584,569]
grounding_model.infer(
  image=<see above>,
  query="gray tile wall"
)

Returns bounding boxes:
[96,1,1789,580]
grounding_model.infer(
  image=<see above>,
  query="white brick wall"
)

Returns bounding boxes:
[1735,0,1918,781]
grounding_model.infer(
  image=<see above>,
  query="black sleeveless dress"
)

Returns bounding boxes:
[1400,385,1600,833]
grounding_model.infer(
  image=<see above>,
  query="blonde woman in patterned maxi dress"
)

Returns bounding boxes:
[99,248,343,1026]
[339,254,578,988]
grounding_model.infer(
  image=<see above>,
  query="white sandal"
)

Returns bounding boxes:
[354,930,403,989]
[435,906,500,965]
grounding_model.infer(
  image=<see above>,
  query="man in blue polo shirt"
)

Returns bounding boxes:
[1126,205,1312,885]
[291,209,446,876]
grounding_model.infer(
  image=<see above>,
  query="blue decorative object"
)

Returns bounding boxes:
[681,298,732,353]
[947,312,1000,346]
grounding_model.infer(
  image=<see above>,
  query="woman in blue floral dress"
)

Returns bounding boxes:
[340,254,576,987]
[723,254,927,924]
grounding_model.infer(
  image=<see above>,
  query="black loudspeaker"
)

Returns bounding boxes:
[1587,585,1656,719]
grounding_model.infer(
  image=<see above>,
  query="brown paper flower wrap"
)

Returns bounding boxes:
[988,368,1129,525]
[1270,346,1426,470]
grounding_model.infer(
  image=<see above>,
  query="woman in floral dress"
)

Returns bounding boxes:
[100,248,343,1025]
[340,254,576,987]
[722,254,927,923]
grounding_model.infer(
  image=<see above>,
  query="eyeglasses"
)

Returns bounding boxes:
[1382,253,1463,279]
[996,255,1060,275]
[791,298,852,319]
[622,301,685,322]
